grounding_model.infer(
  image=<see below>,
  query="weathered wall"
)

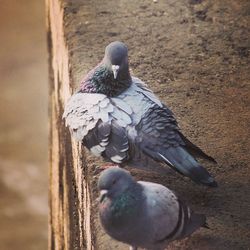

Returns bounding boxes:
[47,0,93,249]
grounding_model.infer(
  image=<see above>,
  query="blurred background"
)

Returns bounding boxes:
[0,1,48,249]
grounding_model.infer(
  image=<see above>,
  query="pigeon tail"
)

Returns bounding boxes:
[181,212,207,238]
[177,198,208,239]
[158,147,217,187]
[179,132,217,163]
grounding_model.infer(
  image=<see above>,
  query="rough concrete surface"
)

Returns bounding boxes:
[62,0,250,249]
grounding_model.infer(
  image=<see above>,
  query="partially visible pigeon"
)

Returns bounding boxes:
[98,167,208,250]
[63,41,217,187]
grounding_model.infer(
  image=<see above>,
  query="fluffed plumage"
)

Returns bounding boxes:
[63,41,217,187]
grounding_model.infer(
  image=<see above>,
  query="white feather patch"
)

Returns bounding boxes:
[158,153,174,167]
[90,145,106,156]
[111,155,124,163]
[100,141,109,147]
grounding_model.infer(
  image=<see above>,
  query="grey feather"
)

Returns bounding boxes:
[111,97,133,115]
[99,167,207,250]
[63,41,217,187]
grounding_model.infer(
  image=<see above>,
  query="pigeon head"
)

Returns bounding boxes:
[98,167,135,201]
[82,41,132,96]
[103,41,129,80]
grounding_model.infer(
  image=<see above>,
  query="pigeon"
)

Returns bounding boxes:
[63,41,217,187]
[98,167,208,250]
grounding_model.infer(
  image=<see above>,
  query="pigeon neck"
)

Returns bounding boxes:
[108,184,143,223]
[81,64,132,97]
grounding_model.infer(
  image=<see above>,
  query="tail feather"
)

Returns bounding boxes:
[179,132,217,163]
[177,199,208,239]
[159,147,217,187]
[182,212,207,238]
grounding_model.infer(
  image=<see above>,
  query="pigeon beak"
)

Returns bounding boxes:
[112,65,120,79]
[99,190,108,202]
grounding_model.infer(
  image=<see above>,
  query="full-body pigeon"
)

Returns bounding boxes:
[98,167,208,250]
[63,41,217,187]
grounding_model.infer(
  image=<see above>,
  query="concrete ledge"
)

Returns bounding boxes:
[47,0,250,249]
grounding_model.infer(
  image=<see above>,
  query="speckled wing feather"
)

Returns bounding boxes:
[63,77,216,186]
[63,77,160,164]
[63,92,109,141]
[127,78,217,186]
[133,101,217,186]
[63,91,130,162]
[138,181,206,248]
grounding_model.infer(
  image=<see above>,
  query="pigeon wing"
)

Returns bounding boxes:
[138,181,182,244]
[63,78,216,187]
[63,91,108,141]
[134,102,217,187]
[139,181,206,246]
[63,91,131,162]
